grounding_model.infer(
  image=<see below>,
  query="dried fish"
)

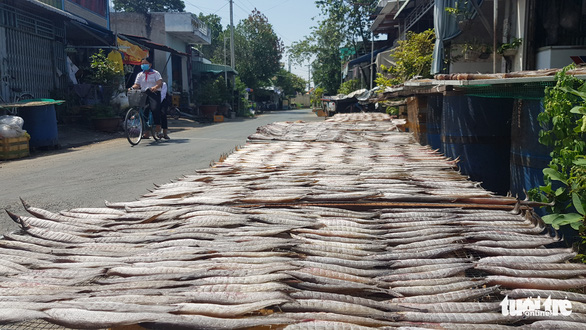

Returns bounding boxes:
[475,264,586,278]
[395,302,500,313]
[280,299,396,321]
[390,257,473,268]
[0,308,49,324]
[390,277,470,288]
[177,291,292,305]
[471,239,556,248]
[282,320,378,330]
[302,255,388,269]
[392,280,488,296]
[173,299,289,317]
[477,253,577,265]
[397,312,520,324]
[465,244,574,256]
[267,312,395,327]
[43,308,162,328]
[378,265,472,282]
[374,244,463,260]
[389,287,500,304]
[486,275,586,290]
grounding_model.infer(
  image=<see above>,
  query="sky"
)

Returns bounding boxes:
[183,0,323,82]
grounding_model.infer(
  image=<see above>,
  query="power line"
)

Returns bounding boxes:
[213,2,229,14]
[264,0,292,12]
[234,0,253,13]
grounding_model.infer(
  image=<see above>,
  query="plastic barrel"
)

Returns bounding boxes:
[509,99,552,199]
[441,94,513,195]
[426,94,443,152]
[19,100,59,148]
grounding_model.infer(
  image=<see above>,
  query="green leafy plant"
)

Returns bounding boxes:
[89,49,123,87]
[386,106,399,115]
[497,37,523,55]
[338,79,361,95]
[376,29,435,88]
[445,1,476,22]
[529,64,586,234]
[198,76,227,105]
[311,87,324,108]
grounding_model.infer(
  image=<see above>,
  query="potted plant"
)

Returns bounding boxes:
[197,76,226,120]
[460,41,492,60]
[497,37,523,57]
[445,1,477,31]
[89,49,123,104]
[90,103,121,132]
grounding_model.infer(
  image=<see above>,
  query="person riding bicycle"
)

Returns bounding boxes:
[130,57,168,139]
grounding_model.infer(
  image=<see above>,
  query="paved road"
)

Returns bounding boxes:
[0,109,324,234]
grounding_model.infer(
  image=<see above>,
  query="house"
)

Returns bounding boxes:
[110,12,211,99]
[0,0,114,100]
[371,0,586,75]
[368,0,586,198]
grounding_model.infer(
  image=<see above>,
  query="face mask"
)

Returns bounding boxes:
[141,64,150,71]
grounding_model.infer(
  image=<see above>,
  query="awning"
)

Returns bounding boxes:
[348,47,391,67]
[192,62,238,75]
[23,0,87,24]
[117,37,149,65]
[67,20,115,47]
[376,48,396,70]
[119,34,189,57]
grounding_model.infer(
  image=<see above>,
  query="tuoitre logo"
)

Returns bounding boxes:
[501,295,572,317]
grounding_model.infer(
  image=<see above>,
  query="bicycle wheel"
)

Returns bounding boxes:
[170,107,180,120]
[124,107,143,145]
[148,111,160,141]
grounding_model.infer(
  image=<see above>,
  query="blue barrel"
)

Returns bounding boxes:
[441,94,514,195]
[426,95,443,152]
[19,100,59,148]
[510,99,552,199]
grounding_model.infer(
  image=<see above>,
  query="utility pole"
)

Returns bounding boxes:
[229,0,235,111]
[307,63,311,91]
[229,0,235,69]
[370,32,374,90]
[224,32,227,86]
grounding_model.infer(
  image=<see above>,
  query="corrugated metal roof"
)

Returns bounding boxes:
[192,61,238,75]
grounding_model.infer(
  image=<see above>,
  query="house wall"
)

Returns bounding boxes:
[0,4,66,100]
[165,34,189,93]
[64,0,109,28]
[110,13,169,83]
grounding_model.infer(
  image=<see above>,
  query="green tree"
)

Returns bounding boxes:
[274,69,306,97]
[197,13,225,63]
[289,20,343,95]
[289,1,377,95]
[338,78,361,95]
[376,29,435,88]
[112,0,185,13]
[235,9,284,90]
[316,0,377,56]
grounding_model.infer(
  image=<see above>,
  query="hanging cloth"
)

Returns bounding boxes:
[431,0,480,75]
[107,50,124,72]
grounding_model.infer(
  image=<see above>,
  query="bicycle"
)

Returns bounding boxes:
[124,89,161,146]
[0,75,34,115]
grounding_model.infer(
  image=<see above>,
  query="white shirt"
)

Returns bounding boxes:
[161,82,168,102]
[134,69,162,92]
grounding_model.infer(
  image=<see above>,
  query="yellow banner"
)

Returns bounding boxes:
[117,37,148,65]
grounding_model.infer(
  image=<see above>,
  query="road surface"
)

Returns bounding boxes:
[0,108,324,234]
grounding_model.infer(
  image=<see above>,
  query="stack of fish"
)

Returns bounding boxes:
[1,113,586,329]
